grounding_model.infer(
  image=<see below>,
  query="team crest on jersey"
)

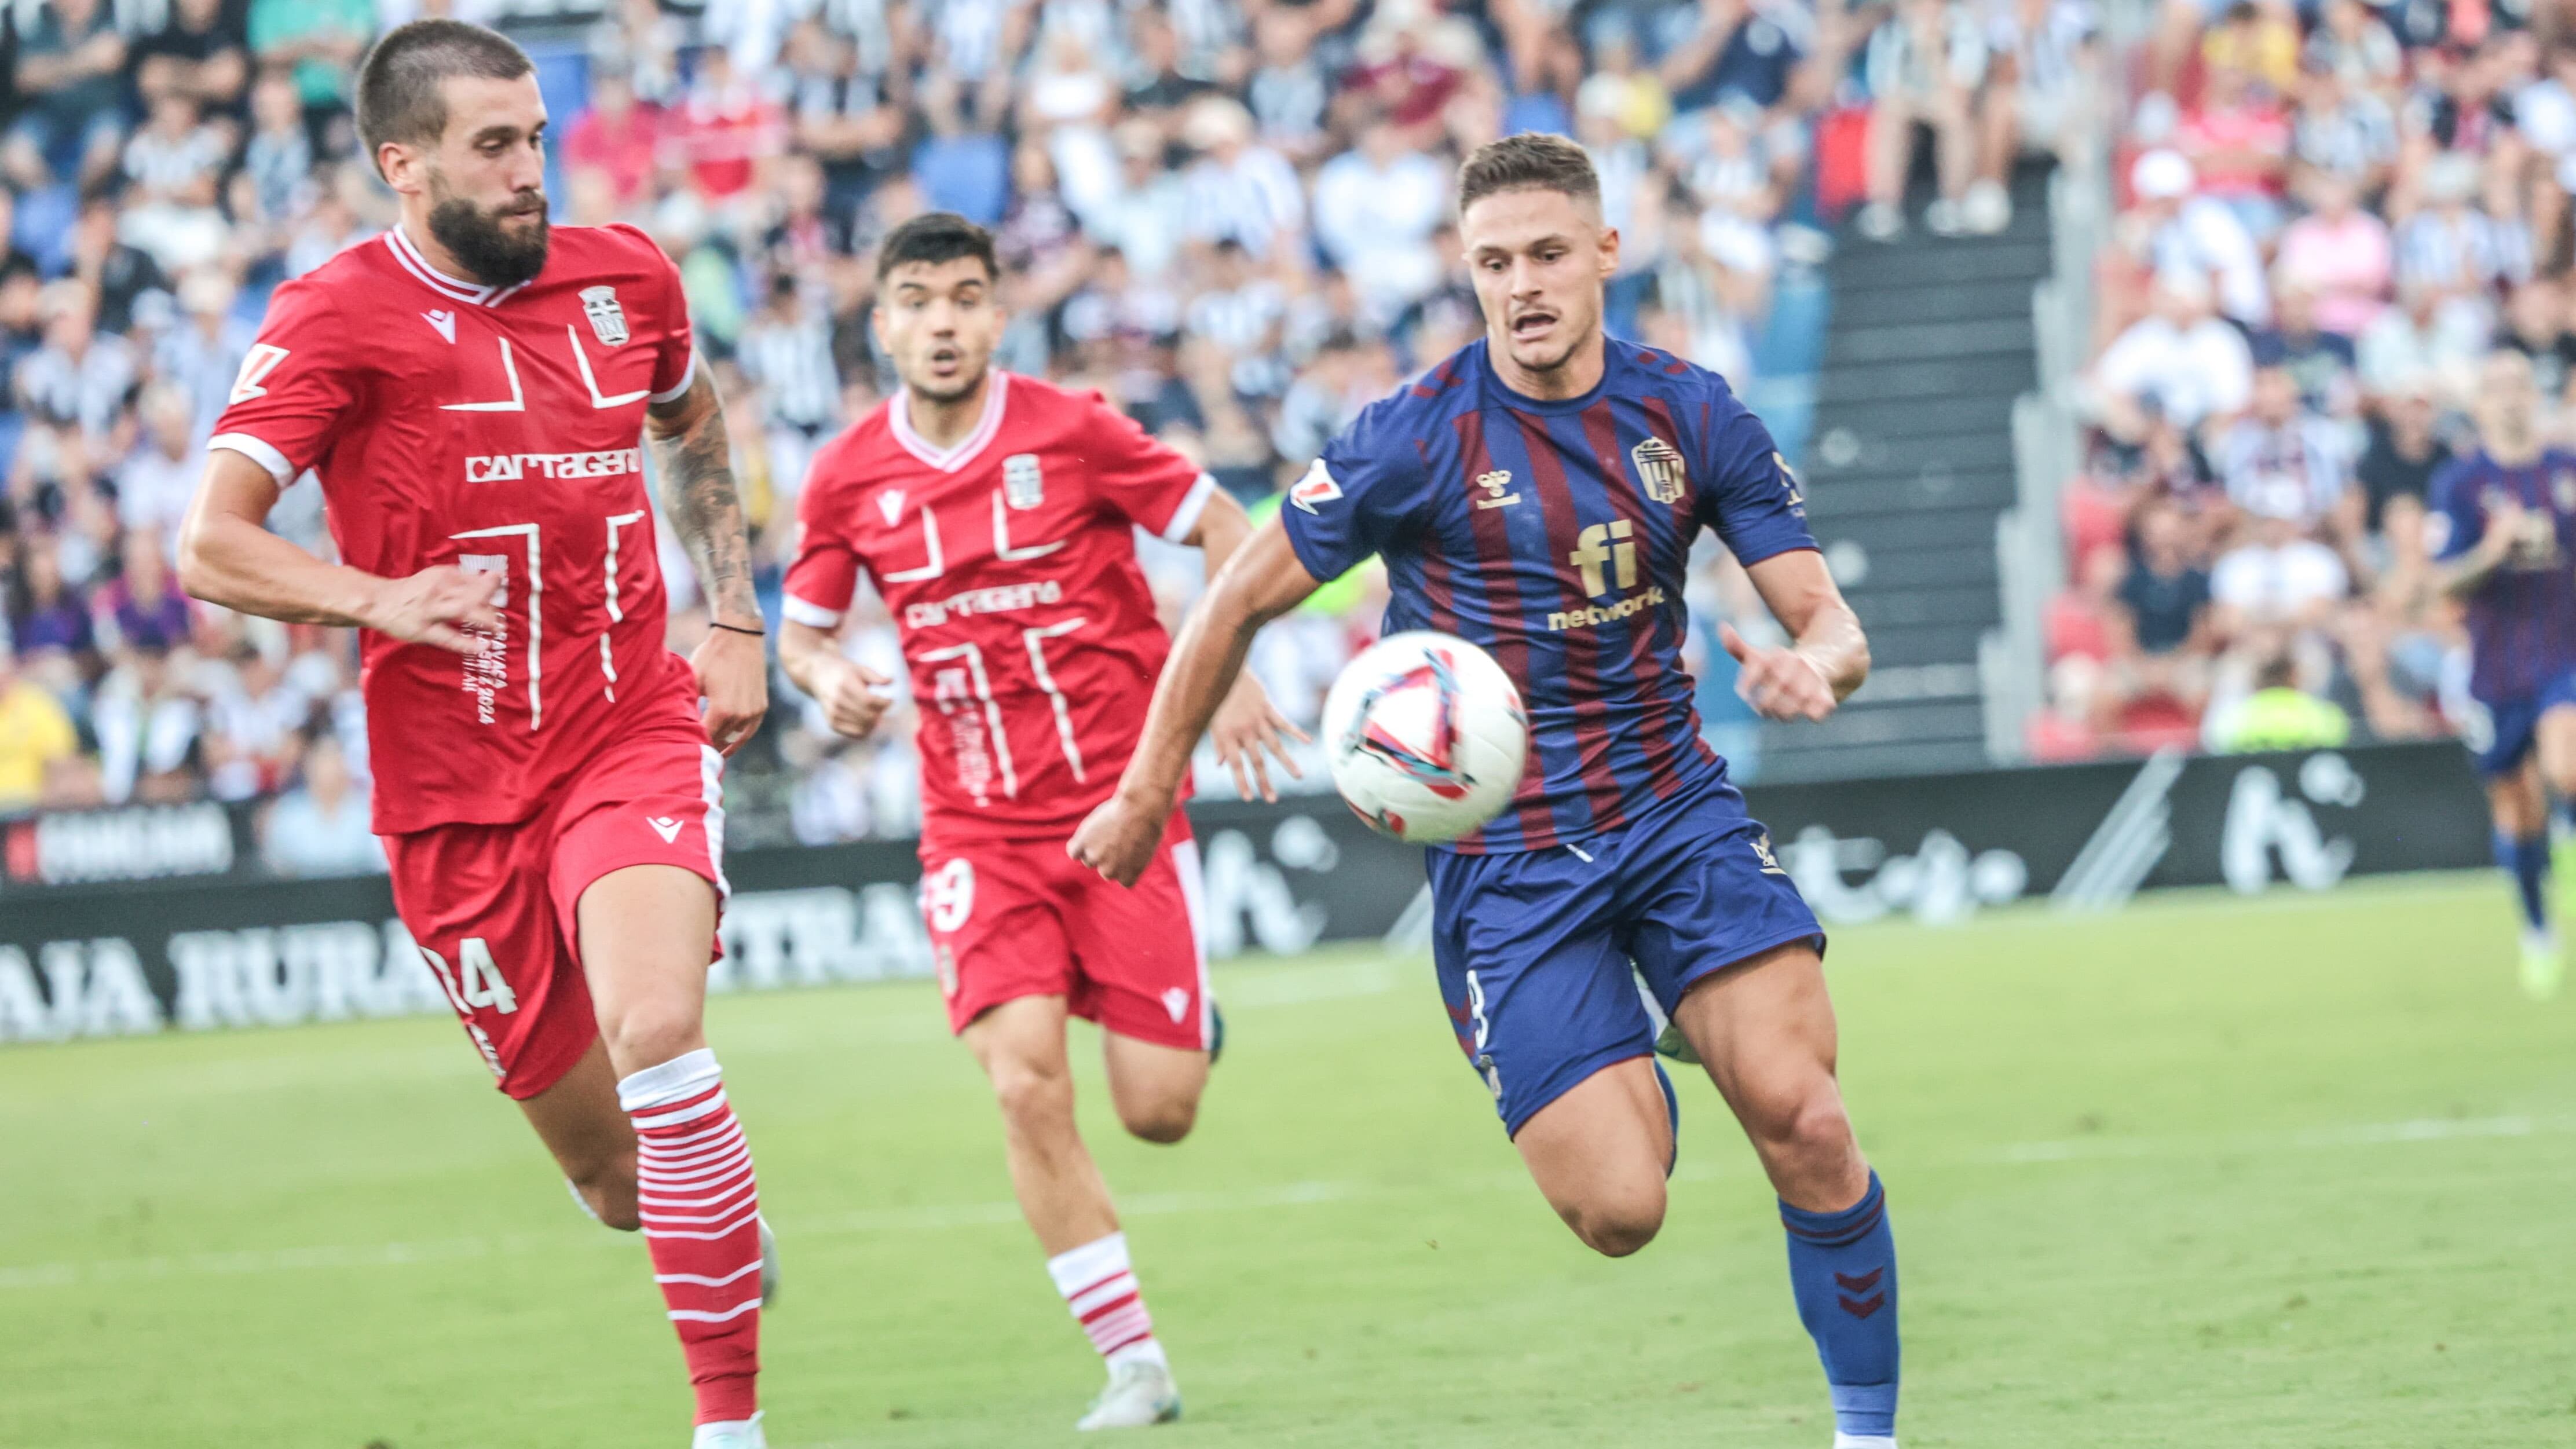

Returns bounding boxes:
[1003,453,1045,510]
[1290,459,1342,513]
[580,284,630,347]
[1631,437,1688,505]
[1474,469,1520,509]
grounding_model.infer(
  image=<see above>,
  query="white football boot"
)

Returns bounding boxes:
[692,1411,765,1448]
[1075,1355,1182,1430]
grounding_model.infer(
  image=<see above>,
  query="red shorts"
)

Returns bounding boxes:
[385,716,729,1100]
[921,811,1212,1051]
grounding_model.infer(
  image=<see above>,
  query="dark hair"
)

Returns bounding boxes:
[1457,133,1601,217]
[355,20,535,174]
[874,212,999,283]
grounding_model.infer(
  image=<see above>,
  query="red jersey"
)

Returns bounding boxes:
[208,222,701,835]
[784,372,1214,846]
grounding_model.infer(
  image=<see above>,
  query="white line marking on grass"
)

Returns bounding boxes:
[1992,1113,2570,1165]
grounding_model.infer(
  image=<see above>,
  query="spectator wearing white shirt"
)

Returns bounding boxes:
[116,384,203,543]
[2211,508,2351,640]
[2088,270,2253,442]
[1311,120,1450,323]
[2126,148,2270,326]
[259,734,386,879]
[2357,277,2491,405]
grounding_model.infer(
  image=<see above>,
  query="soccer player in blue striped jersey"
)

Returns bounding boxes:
[1070,134,1900,1447]
[2431,350,2576,1000]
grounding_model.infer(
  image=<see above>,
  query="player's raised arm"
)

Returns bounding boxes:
[1179,486,1310,802]
[177,448,502,652]
[1723,548,1871,723]
[645,368,768,754]
[1068,516,1323,884]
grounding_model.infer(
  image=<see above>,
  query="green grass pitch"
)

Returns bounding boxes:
[5,873,2575,1447]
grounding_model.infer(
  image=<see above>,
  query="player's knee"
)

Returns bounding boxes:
[1749,1089,1857,1177]
[1116,1093,1197,1144]
[1563,1186,1666,1258]
[599,1005,704,1075]
[988,1056,1075,1129]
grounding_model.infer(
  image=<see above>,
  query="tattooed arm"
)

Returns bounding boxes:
[646,368,769,755]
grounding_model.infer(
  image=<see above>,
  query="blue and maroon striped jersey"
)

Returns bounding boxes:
[2431,447,2576,704]
[1282,338,1817,854]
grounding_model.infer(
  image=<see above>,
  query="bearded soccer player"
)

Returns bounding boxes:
[778,213,1298,1430]
[177,23,776,1447]
[1072,135,1902,1447]
[2431,349,2576,1000]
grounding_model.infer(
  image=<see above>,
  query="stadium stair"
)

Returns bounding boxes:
[1758,161,2054,782]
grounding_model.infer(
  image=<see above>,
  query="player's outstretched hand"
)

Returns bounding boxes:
[367,565,504,656]
[808,655,895,741]
[692,625,770,756]
[1067,789,1168,887]
[1721,623,1838,722]
[1210,672,1309,803]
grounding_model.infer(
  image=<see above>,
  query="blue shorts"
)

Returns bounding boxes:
[1427,778,1825,1137]
[2471,669,2576,778]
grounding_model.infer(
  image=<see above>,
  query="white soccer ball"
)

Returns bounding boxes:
[1320,631,1529,844]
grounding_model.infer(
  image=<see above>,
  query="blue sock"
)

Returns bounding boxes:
[2496,832,2551,934]
[2559,800,2576,841]
[1782,1172,1898,1439]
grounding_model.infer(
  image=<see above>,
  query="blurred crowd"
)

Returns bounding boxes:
[2047,1,2576,762]
[0,0,2050,857]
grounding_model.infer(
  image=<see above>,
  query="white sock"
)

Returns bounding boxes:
[1834,1435,1898,1448]
[1046,1231,1163,1364]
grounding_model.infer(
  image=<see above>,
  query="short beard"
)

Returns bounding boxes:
[906,360,988,406]
[426,171,550,287]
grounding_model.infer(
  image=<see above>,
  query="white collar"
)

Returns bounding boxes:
[383,222,531,308]
[890,371,1011,472]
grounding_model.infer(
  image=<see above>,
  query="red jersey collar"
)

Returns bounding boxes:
[890,370,1011,473]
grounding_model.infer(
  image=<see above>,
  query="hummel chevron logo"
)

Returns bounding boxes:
[423,309,456,343]
[1834,1268,1883,1293]
[647,815,683,843]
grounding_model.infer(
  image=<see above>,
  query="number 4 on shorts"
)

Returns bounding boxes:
[421,936,519,1015]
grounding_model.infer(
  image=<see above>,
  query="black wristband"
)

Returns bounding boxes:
[709,620,766,638]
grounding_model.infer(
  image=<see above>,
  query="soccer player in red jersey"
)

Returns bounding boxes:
[778,213,1300,1430]
[175,23,775,1448]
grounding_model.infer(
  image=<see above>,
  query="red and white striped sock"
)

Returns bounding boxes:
[1046,1231,1166,1369]
[620,1048,762,1426]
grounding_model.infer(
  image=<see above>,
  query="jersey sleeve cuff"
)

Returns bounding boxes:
[782,592,845,628]
[1728,538,1820,569]
[648,350,698,406]
[1158,471,1220,544]
[1279,513,1346,587]
[208,432,296,485]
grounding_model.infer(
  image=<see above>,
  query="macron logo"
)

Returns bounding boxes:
[647,816,683,843]
[877,490,906,526]
[423,309,456,344]
[1161,987,1190,1023]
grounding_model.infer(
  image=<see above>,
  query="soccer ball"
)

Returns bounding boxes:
[1320,631,1528,843]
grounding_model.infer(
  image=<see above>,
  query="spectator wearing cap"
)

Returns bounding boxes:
[2088,270,2254,442]
[2126,148,2269,326]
